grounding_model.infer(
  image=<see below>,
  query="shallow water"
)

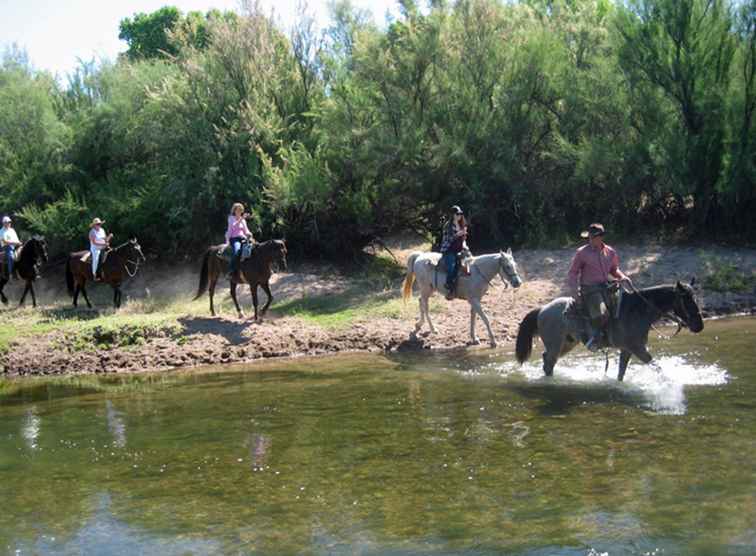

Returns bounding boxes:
[1,317,755,555]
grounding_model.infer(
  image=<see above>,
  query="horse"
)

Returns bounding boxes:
[515,280,704,381]
[0,236,48,307]
[194,239,288,320]
[402,249,523,348]
[65,238,146,309]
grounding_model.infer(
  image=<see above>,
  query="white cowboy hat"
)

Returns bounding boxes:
[2,216,11,224]
[90,217,105,227]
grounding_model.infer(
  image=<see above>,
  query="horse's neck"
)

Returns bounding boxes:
[471,254,499,277]
[629,286,676,323]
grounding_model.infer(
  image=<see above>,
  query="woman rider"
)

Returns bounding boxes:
[1,216,21,279]
[89,218,112,281]
[226,202,254,279]
[440,205,468,299]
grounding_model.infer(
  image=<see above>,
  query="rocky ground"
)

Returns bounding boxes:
[2,241,754,377]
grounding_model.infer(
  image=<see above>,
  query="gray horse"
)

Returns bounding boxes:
[515,281,704,380]
[402,250,523,347]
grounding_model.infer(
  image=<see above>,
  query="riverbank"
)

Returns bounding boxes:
[1,240,754,377]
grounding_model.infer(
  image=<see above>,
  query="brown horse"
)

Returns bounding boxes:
[65,238,146,309]
[194,239,287,320]
[0,236,48,307]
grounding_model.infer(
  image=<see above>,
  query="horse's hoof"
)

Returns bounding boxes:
[489,341,497,349]
[470,337,481,345]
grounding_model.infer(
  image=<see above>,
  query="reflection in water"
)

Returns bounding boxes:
[106,400,127,448]
[21,406,40,450]
[13,493,221,555]
[249,433,271,472]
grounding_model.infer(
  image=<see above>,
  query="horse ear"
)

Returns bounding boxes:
[506,247,512,255]
[676,280,684,290]
[690,276,696,287]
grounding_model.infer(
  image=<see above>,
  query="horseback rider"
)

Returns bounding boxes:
[1,216,21,280]
[440,205,468,300]
[89,218,112,281]
[567,223,632,351]
[225,202,254,280]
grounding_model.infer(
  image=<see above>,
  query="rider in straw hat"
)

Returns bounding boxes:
[88,217,112,281]
[1,216,21,279]
[567,223,632,351]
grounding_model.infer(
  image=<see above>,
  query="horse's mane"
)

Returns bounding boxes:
[622,284,679,316]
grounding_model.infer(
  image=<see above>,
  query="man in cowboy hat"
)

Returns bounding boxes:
[89,217,112,281]
[1,216,21,279]
[566,223,632,351]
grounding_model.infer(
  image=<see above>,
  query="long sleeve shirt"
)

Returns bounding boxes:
[1,227,20,247]
[567,243,622,292]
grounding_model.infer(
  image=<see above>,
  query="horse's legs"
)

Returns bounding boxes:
[80,283,93,309]
[259,282,273,318]
[469,298,495,348]
[230,281,244,319]
[618,350,632,381]
[208,277,217,316]
[250,284,259,321]
[629,345,653,365]
[0,277,7,305]
[30,283,36,307]
[469,305,480,345]
[113,286,121,309]
[73,283,79,307]
[542,352,557,377]
[423,295,437,334]
[19,281,30,306]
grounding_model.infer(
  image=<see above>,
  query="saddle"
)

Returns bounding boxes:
[566,282,621,320]
[433,249,472,276]
[217,242,255,263]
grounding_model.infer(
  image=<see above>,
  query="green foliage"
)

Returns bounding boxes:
[702,254,756,293]
[2,1,755,263]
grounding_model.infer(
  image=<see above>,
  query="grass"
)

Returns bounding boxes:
[270,252,445,328]
[701,254,756,293]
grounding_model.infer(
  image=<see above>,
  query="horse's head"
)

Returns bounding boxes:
[271,239,287,271]
[30,235,48,263]
[674,280,704,333]
[127,237,146,262]
[499,248,522,288]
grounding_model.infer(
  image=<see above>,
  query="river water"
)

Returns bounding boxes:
[1,317,754,555]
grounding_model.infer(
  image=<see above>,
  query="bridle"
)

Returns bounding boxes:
[629,283,695,337]
[111,240,143,278]
[475,254,517,288]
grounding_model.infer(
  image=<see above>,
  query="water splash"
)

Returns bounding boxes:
[477,352,728,415]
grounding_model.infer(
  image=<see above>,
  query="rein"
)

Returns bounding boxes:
[628,284,688,337]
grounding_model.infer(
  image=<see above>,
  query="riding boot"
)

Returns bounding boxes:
[445,282,455,300]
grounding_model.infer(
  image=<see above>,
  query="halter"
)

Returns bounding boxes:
[475,254,517,287]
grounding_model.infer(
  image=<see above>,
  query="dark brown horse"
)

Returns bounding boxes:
[65,238,146,309]
[194,239,287,320]
[0,236,48,307]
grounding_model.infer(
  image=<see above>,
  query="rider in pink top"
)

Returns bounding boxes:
[226,202,254,278]
[566,223,632,351]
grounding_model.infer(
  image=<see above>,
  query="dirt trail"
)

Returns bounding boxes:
[2,243,754,377]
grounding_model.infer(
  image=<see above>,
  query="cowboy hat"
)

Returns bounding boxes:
[90,217,105,227]
[580,223,605,239]
[2,216,11,224]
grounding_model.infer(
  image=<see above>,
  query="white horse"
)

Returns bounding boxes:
[402,250,523,347]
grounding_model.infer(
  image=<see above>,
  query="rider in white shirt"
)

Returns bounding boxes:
[1,216,21,279]
[88,218,112,280]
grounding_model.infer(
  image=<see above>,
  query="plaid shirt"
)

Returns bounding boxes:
[440,221,466,253]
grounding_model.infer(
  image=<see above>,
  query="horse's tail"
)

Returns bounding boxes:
[194,250,211,300]
[65,257,74,297]
[515,308,540,364]
[402,252,421,303]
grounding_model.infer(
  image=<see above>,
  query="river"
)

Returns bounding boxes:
[1,317,754,555]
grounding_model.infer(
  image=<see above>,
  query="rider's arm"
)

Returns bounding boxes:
[608,250,631,283]
[566,250,583,297]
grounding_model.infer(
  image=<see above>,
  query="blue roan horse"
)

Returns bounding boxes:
[515,281,704,381]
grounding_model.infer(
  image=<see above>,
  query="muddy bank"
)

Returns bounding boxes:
[2,243,755,377]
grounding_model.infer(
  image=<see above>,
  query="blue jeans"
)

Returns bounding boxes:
[442,251,458,288]
[229,237,244,273]
[4,245,14,277]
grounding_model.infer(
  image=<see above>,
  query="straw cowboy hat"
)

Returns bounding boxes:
[90,217,105,227]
